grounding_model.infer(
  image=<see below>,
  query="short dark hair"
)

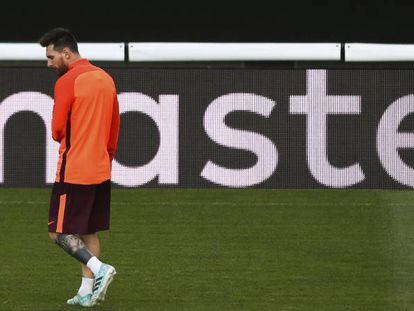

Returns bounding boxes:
[38,27,78,53]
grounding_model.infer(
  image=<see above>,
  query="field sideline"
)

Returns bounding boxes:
[0,188,414,310]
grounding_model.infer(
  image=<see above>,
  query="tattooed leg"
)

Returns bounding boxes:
[55,234,94,265]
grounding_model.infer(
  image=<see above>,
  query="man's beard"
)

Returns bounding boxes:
[57,65,68,77]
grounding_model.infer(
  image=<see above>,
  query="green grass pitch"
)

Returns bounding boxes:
[1,188,414,310]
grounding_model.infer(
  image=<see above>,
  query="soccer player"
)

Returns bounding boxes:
[39,28,120,307]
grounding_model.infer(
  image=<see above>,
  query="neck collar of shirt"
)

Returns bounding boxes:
[68,58,89,71]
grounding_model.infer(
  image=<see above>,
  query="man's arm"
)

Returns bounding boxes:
[107,94,120,161]
[52,77,74,142]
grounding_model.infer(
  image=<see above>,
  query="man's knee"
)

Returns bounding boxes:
[49,232,59,242]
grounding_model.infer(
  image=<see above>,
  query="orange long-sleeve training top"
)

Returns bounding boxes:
[52,58,120,185]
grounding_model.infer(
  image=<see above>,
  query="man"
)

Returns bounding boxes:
[39,28,120,307]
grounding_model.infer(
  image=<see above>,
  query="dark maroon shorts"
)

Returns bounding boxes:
[48,180,111,234]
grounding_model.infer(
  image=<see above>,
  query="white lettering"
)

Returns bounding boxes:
[290,70,365,188]
[0,92,58,183]
[111,92,179,187]
[377,95,414,187]
[201,93,277,187]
